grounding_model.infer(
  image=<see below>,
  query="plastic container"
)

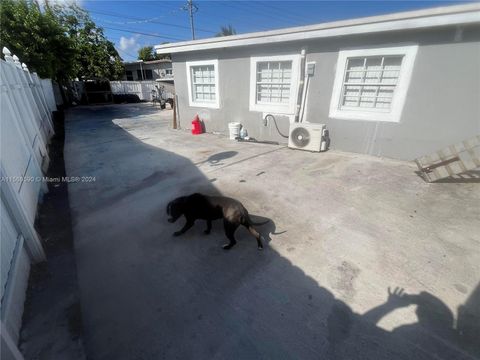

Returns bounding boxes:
[239,126,248,139]
[228,122,241,140]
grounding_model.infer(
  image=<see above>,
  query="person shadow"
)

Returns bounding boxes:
[360,286,480,359]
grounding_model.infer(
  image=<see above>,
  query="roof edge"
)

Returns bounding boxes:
[155,3,480,54]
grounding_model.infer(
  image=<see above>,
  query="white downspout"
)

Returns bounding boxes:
[294,48,307,123]
[299,61,312,123]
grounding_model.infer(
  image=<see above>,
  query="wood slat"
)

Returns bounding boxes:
[415,135,480,182]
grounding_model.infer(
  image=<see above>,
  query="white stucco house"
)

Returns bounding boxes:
[155,3,480,161]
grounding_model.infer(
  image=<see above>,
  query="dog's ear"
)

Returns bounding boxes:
[166,201,172,215]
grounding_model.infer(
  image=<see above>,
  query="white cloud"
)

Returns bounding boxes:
[119,35,140,54]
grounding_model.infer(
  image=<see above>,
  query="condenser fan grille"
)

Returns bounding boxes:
[291,127,310,148]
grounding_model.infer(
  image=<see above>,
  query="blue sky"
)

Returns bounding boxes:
[79,1,471,61]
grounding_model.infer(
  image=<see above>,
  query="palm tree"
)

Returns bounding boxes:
[216,25,237,37]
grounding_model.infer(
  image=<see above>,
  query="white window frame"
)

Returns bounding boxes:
[186,59,220,109]
[329,45,418,123]
[249,54,300,115]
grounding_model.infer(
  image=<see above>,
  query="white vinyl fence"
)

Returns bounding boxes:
[110,80,174,101]
[1,47,56,359]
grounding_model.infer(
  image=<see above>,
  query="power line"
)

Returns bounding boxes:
[212,2,272,32]
[116,47,137,60]
[223,1,301,27]
[94,18,188,40]
[254,1,311,25]
[219,3,292,30]
[92,2,183,25]
[249,1,304,26]
[92,14,170,25]
[87,9,216,34]
[101,26,187,41]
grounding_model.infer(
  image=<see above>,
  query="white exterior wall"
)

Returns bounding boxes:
[171,25,480,160]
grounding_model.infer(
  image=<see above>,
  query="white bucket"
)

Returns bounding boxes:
[228,122,241,140]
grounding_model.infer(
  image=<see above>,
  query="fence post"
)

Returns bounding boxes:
[2,49,49,157]
[12,54,21,68]
[31,71,54,136]
[2,46,13,62]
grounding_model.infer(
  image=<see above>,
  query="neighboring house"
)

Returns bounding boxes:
[123,59,174,82]
[155,3,480,160]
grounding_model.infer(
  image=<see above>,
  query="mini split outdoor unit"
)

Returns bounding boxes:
[288,123,327,152]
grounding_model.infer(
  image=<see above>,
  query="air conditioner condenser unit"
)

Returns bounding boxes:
[288,123,327,152]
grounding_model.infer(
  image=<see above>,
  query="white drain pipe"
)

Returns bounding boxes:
[299,61,312,124]
[294,48,307,123]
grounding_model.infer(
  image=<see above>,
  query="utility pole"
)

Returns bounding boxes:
[139,60,144,81]
[182,0,198,40]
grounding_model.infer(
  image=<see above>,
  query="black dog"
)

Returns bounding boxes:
[167,193,268,250]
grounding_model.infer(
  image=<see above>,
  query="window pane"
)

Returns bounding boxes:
[342,85,361,106]
[364,57,382,84]
[382,57,402,85]
[359,97,375,108]
[256,60,292,104]
[340,55,403,111]
[359,86,376,108]
[378,86,394,98]
[347,58,364,71]
[345,58,364,84]
[384,57,402,69]
[280,61,292,71]
[191,64,216,102]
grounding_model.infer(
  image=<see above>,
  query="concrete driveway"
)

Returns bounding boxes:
[64,103,479,360]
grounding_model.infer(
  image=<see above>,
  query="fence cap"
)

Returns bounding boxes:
[12,55,22,68]
[22,63,28,71]
[2,47,14,63]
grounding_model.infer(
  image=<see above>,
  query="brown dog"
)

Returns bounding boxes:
[167,193,268,250]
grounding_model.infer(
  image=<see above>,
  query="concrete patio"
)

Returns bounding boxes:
[64,103,479,360]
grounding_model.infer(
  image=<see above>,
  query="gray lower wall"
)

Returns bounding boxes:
[172,25,480,160]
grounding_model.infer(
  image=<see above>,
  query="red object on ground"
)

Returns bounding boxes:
[191,115,202,135]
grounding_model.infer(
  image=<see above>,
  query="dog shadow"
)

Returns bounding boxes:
[206,214,284,250]
[248,214,286,246]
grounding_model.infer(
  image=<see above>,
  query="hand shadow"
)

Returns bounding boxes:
[363,287,459,358]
